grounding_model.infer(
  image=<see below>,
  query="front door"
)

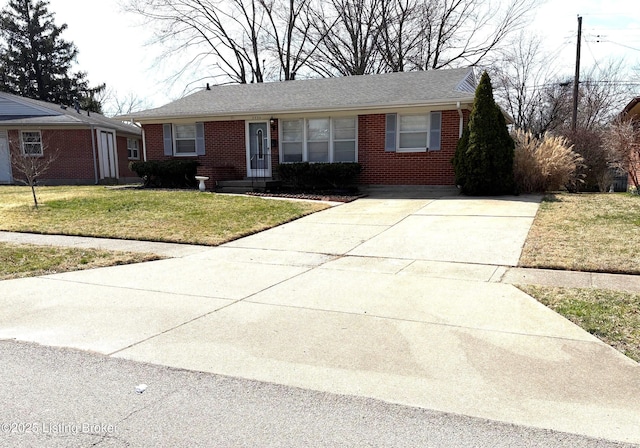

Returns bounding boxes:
[97,129,118,179]
[0,131,12,184]
[247,122,271,178]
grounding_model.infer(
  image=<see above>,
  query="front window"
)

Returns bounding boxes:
[281,117,357,163]
[307,118,330,162]
[21,131,43,156]
[282,119,303,162]
[398,115,429,151]
[127,138,140,159]
[333,117,356,162]
[174,124,196,155]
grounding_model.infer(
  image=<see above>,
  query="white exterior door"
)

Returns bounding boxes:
[246,122,271,178]
[97,129,118,179]
[0,131,12,184]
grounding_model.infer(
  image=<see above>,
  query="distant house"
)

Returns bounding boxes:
[621,96,640,191]
[0,92,142,185]
[124,68,477,190]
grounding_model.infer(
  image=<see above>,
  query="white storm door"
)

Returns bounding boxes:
[247,122,271,178]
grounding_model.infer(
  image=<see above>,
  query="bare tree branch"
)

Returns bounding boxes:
[9,134,59,208]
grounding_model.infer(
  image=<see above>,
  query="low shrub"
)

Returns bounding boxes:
[129,160,199,188]
[277,162,362,191]
[513,130,583,193]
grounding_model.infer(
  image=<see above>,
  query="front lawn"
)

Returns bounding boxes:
[520,193,640,274]
[0,242,159,280]
[0,186,328,245]
[520,285,640,362]
[519,192,640,363]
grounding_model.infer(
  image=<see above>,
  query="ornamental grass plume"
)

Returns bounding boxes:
[513,130,583,193]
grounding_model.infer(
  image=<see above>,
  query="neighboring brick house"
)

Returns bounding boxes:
[0,92,142,185]
[125,68,477,189]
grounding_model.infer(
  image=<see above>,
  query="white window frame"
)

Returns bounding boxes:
[127,138,140,160]
[397,114,430,153]
[332,117,357,163]
[20,130,43,156]
[279,116,358,163]
[281,118,304,163]
[173,123,197,156]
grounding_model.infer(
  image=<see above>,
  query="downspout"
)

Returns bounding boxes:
[457,101,464,138]
[90,125,99,184]
[142,126,147,161]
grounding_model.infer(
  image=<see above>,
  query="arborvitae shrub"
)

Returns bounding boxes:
[453,71,515,195]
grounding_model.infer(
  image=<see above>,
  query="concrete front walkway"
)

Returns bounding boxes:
[1,193,639,445]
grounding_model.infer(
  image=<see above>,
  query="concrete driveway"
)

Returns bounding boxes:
[1,192,639,445]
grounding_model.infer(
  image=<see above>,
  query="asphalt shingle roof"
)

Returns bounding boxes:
[130,68,477,121]
[0,92,141,136]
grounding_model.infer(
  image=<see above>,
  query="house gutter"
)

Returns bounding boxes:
[456,102,464,138]
[90,125,99,184]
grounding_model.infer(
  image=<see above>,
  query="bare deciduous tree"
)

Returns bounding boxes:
[259,0,317,80]
[125,0,538,85]
[101,89,155,117]
[407,0,536,70]
[604,117,640,192]
[491,33,566,135]
[307,0,383,76]
[377,0,426,72]
[127,0,267,85]
[9,136,59,208]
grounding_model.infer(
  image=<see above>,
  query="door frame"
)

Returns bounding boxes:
[0,130,12,184]
[96,128,119,179]
[245,121,271,178]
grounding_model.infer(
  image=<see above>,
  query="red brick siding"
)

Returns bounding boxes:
[142,110,469,187]
[144,121,247,190]
[357,110,468,185]
[117,135,142,179]
[6,129,142,184]
[7,129,95,182]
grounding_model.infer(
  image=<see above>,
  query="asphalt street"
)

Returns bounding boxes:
[1,340,636,448]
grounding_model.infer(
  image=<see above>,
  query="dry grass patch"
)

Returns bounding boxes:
[0,186,328,245]
[521,285,640,362]
[0,242,159,280]
[520,193,640,274]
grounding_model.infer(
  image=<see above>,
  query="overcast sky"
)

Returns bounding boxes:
[32,0,640,113]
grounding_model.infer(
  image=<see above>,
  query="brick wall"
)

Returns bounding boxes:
[8,128,95,183]
[357,110,469,185]
[117,135,141,180]
[142,110,469,188]
[144,121,247,190]
[7,129,141,184]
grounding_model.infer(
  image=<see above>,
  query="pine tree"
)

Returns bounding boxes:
[453,71,515,195]
[0,0,104,112]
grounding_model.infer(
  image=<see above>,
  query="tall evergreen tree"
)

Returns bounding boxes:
[0,0,104,112]
[453,71,515,195]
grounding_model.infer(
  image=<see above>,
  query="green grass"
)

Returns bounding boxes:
[520,192,640,274]
[520,285,640,362]
[0,185,328,245]
[0,242,160,280]
[519,192,640,362]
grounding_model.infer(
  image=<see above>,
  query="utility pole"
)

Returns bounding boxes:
[571,15,582,132]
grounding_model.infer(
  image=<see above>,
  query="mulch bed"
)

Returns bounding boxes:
[245,191,365,203]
